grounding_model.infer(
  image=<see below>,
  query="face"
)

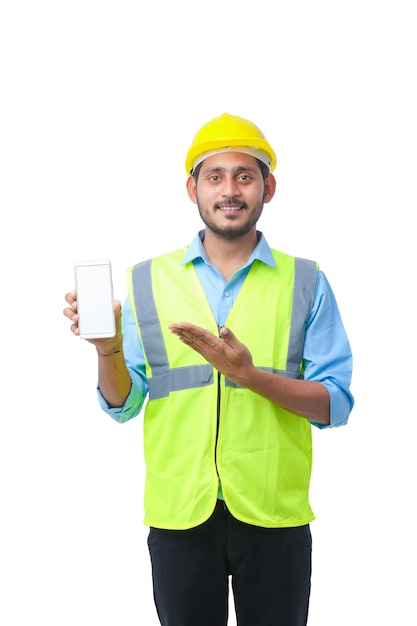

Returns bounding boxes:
[186,152,276,240]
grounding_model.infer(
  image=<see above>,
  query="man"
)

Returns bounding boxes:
[64,112,354,625]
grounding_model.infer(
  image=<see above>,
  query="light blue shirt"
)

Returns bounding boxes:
[98,231,354,429]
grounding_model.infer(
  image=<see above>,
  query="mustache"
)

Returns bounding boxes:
[214,197,247,209]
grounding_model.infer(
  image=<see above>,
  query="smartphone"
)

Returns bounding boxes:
[74,259,116,339]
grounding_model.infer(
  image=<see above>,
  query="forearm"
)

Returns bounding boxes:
[238,366,330,425]
[97,347,132,408]
[169,322,331,424]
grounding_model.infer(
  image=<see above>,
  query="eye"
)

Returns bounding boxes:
[237,174,253,182]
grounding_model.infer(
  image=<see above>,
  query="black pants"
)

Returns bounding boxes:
[147,500,312,626]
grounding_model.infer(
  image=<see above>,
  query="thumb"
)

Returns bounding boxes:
[220,326,234,342]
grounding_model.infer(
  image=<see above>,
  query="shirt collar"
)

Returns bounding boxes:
[181,229,277,269]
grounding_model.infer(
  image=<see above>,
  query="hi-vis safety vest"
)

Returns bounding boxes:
[127,247,318,530]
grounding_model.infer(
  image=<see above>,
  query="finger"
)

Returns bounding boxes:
[70,322,80,336]
[183,329,217,349]
[63,306,77,321]
[65,290,76,305]
[169,322,199,334]
[169,323,200,341]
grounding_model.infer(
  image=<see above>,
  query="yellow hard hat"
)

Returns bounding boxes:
[185,113,277,175]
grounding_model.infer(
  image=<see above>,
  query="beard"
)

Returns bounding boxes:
[196,197,264,241]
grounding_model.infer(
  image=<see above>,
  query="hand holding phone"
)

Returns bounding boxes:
[74,259,116,339]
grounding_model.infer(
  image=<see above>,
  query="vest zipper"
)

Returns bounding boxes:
[215,326,223,484]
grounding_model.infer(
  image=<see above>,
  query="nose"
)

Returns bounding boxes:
[222,175,241,198]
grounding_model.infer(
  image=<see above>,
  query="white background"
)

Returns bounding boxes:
[1,1,416,624]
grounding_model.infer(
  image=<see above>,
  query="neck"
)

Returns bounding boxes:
[202,228,259,281]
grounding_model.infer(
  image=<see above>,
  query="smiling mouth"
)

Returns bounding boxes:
[215,200,247,211]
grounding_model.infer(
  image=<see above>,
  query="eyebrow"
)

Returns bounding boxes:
[202,165,259,175]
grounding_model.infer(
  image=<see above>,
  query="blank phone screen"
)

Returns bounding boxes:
[74,261,116,339]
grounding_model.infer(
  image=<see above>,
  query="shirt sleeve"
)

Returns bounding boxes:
[303,270,354,429]
[97,296,149,423]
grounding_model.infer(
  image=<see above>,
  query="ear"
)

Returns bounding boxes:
[186,176,198,204]
[263,173,277,204]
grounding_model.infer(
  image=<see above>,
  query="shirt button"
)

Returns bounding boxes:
[224,291,230,298]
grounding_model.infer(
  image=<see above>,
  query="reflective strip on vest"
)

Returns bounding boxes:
[132,256,316,400]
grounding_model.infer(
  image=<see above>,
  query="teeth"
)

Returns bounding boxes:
[219,206,241,211]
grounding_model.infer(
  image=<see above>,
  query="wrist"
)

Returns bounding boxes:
[96,343,122,357]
